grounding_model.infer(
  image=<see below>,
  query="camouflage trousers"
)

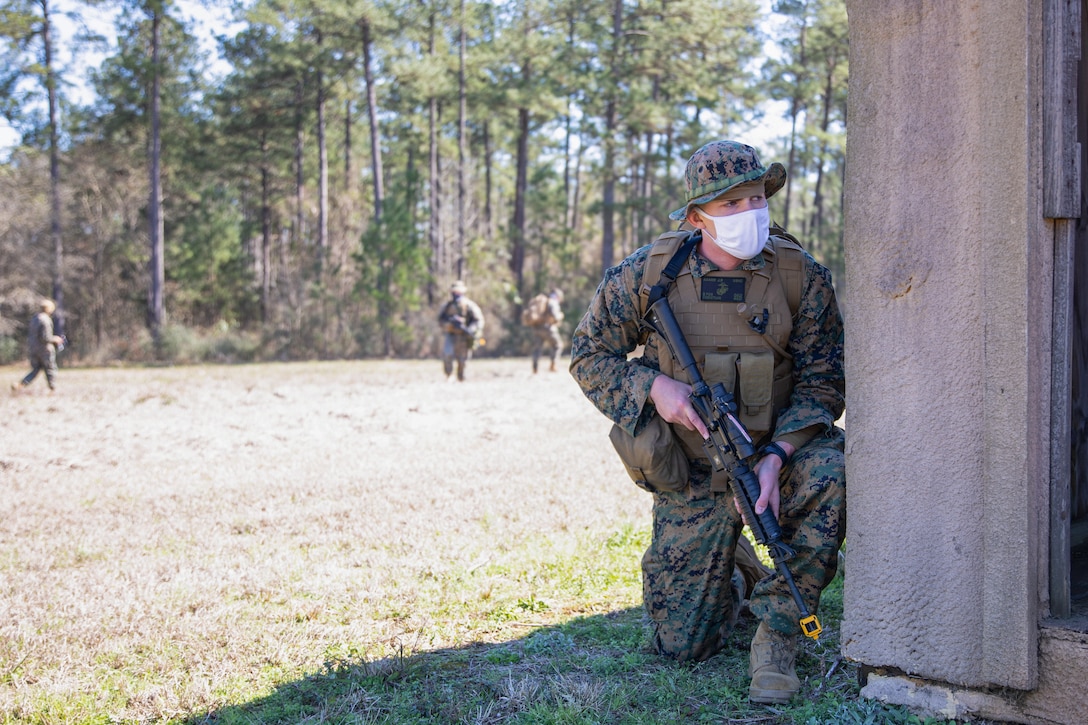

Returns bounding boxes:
[442,333,473,380]
[22,348,58,390]
[530,325,562,372]
[641,426,845,662]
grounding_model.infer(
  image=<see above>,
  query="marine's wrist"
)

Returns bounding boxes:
[759,441,791,466]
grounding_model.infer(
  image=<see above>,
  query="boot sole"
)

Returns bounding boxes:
[749,688,796,704]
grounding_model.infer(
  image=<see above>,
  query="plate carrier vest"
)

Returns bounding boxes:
[636,227,806,459]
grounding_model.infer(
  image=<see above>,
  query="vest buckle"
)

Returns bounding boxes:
[748,308,769,335]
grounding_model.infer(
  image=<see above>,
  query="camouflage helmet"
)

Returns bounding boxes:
[668,140,787,221]
[39,298,56,314]
[450,280,467,294]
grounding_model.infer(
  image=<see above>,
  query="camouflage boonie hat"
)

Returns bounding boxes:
[451,280,467,294]
[668,140,787,221]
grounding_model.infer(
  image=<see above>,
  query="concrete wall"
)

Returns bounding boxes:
[841,0,1048,692]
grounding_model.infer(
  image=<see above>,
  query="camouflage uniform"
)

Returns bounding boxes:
[570,142,845,665]
[21,306,59,390]
[438,282,484,381]
[530,293,564,373]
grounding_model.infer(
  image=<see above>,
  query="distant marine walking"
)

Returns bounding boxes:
[521,288,565,373]
[15,298,65,392]
[437,280,485,382]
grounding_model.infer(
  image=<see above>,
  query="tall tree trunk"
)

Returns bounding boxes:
[783,7,809,230]
[600,0,623,275]
[563,10,575,233]
[313,25,330,357]
[295,79,305,249]
[43,0,64,335]
[427,9,442,303]
[316,64,328,269]
[510,0,531,294]
[93,232,104,349]
[601,107,616,275]
[563,102,574,231]
[512,101,528,292]
[642,130,654,242]
[260,137,272,323]
[571,134,584,239]
[428,96,441,293]
[784,98,800,230]
[456,0,467,280]
[407,143,417,236]
[483,120,493,244]
[809,59,835,247]
[361,19,384,223]
[147,8,165,344]
[344,99,352,186]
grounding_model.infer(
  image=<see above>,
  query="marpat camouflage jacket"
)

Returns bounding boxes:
[569,236,844,454]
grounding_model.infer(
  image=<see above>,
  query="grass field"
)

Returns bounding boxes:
[1,358,952,724]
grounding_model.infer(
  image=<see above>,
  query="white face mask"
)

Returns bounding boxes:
[698,206,770,260]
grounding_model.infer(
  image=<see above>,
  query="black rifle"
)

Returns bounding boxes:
[644,292,822,640]
[447,316,483,349]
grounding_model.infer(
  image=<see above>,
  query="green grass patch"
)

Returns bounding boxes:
[1,361,970,724]
[182,525,953,725]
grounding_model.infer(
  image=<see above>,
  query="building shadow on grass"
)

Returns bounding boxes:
[179,594,885,725]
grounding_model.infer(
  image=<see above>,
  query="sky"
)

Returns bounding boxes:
[0,0,792,161]
[0,0,231,157]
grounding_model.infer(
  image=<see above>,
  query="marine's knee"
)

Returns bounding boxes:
[651,622,721,662]
[790,444,845,497]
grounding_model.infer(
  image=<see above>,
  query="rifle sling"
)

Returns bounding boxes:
[743,267,794,363]
[645,231,700,312]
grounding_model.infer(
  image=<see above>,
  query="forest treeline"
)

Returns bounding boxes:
[0,0,847,365]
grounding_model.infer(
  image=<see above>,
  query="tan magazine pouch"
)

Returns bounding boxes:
[704,350,776,434]
[737,350,775,432]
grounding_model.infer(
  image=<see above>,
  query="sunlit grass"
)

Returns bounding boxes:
[0,359,955,724]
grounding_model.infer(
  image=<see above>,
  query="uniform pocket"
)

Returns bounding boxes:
[609,415,690,493]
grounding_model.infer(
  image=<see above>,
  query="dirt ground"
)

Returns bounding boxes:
[0,357,649,718]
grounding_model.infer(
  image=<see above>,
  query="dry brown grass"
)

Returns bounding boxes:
[0,358,647,721]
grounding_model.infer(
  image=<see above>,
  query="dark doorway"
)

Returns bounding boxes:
[1070,0,1088,620]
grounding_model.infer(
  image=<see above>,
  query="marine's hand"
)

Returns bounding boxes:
[649,374,709,439]
[749,455,782,520]
[750,441,795,519]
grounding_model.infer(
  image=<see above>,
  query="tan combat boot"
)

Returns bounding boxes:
[748,622,800,704]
